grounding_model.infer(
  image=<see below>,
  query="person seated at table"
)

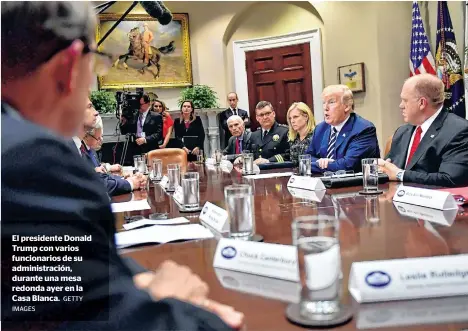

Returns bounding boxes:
[306,85,380,173]
[1,2,243,329]
[152,99,174,149]
[223,115,251,162]
[174,100,205,162]
[378,74,468,187]
[287,102,316,167]
[249,101,290,164]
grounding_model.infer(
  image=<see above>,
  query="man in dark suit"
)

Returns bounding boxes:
[249,101,290,164]
[120,93,163,154]
[220,92,250,147]
[223,115,251,162]
[1,2,243,330]
[379,74,468,187]
[306,85,380,173]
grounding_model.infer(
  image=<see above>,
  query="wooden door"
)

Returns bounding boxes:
[246,43,313,130]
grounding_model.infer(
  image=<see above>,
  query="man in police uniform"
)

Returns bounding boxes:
[249,101,289,164]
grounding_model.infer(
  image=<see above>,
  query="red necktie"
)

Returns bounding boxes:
[235,138,240,154]
[80,142,87,156]
[406,126,422,167]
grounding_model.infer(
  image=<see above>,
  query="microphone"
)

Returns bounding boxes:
[139,1,173,25]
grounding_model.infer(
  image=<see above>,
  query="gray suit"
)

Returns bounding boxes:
[223,131,251,161]
[386,110,468,187]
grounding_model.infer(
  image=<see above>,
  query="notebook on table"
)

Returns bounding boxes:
[182,136,199,151]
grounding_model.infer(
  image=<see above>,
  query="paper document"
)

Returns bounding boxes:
[111,199,151,213]
[115,224,214,248]
[243,172,293,179]
[123,217,190,230]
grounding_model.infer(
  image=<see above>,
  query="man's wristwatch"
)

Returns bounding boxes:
[396,170,404,182]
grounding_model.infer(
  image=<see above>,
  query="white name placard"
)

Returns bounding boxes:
[349,254,468,303]
[288,187,326,202]
[158,175,169,189]
[173,186,184,205]
[287,175,325,191]
[199,202,228,233]
[214,268,301,303]
[393,201,457,226]
[213,238,299,282]
[392,185,457,210]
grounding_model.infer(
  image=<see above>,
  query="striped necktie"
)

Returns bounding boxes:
[327,128,338,159]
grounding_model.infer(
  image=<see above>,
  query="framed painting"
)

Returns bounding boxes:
[338,62,366,93]
[96,13,192,89]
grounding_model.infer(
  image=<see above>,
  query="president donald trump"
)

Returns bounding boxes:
[306,85,380,173]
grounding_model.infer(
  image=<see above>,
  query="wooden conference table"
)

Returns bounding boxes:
[114,163,468,331]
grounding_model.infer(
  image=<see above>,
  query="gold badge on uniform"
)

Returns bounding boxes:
[273,134,279,141]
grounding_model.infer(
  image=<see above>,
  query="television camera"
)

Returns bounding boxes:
[115,87,145,120]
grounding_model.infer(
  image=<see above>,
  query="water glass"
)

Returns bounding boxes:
[197,149,204,164]
[362,158,379,193]
[298,154,312,176]
[152,159,162,180]
[224,185,255,240]
[166,164,180,192]
[136,160,146,174]
[215,149,222,165]
[182,172,200,210]
[242,151,254,174]
[133,155,142,169]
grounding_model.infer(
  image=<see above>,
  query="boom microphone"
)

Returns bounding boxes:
[139,1,173,25]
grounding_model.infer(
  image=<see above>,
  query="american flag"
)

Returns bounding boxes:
[409,1,436,76]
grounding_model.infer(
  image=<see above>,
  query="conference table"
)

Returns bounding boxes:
[114,163,468,331]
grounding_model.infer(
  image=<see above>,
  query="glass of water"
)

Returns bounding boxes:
[136,159,146,174]
[182,172,200,210]
[362,158,379,193]
[298,154,312,176]
[224,185,255,240]
[215,149,222,165]
[133,155,141,169]
[292,215,342,316]
[197,149,204,164]
[242,151,254,174]
[152,159,162,180]
[166,163,180,192]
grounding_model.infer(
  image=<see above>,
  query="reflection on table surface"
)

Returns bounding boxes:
[114,163,468,331]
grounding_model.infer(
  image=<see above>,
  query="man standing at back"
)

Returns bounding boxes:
[306,85,380,173]
[379,74,468,187]
[1,2,242,330]
[220,92,250,147]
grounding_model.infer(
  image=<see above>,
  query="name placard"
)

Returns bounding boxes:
[288,187,326,202]
[158,175,169,189]
[287,175,325,191]
[199,202,228,233]
[213,238,299,282]
[214,268,300,303]
[349,254,468,303]
[392,185,457,210]
[393,201,457,226]
[173,186,184,205]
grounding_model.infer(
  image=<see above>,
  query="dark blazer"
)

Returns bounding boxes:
[386,110,468,187]
[220,108,250,143]
[1,106,233,330]
[306,113,380,173]
[120,110,163,153]
[249,121,290,163]
[223,131,252,161]
[174,116,205,161]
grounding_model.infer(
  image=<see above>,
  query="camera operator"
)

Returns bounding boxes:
[119,93,163,155]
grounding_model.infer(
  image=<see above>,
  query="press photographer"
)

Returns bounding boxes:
[119,92,163,155]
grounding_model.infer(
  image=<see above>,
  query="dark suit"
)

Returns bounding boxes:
[223,131,251,161]
[220,108,250,147]
[120,110,163,154]
[306,113,380,173]
[1,105,232,330]
[386,110,468,187]
[249,121,290,163]
[174,116,205,161]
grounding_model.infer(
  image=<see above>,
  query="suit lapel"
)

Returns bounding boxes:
[320,126,331,157]
[259,122,276,148]
[393,127,413,169]
[406,110,447,170]
[335,114,355,150]
[242,132,250,150]
[143,111,152,128]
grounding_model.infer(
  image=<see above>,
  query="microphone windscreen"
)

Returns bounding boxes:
[139,1,172,25]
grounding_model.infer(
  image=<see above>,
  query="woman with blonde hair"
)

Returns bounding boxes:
[287,102,316,166]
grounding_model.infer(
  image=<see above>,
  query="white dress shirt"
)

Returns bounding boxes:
[72,136,82,154]
[139,109,149,124]
[331,115,351,135]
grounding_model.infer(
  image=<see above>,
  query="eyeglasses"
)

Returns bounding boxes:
[86,132,103,143]
[256,111,273,118]
[323,170,354,178]
[84,45,113,76]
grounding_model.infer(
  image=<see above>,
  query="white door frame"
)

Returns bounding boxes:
[233,29,324,123]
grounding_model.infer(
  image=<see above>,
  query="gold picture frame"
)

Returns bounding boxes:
[337,62,366,93]
[97,13,192,89]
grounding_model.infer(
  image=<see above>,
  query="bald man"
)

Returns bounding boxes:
[379,74,468,187]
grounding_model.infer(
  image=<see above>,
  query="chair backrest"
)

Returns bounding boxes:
[147,148,188,174]
[384,135,393,158]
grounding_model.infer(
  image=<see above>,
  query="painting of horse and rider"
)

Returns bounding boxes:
[97,13,192,89]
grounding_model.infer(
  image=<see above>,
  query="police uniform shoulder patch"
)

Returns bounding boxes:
[278,123,288,128]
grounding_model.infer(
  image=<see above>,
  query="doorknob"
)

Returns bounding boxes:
[279,101,282,104]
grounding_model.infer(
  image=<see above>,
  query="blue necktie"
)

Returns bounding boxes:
[327,128,338,159]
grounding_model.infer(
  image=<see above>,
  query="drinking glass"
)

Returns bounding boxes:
[166,164,180,192]
[197,149,204,164]
[133,155,141,169]
[298,154,312,176]
[242,151,254,174]
[182,172,200,210]
[152,159,163,180]
[215,149,222,165]
[362,158,379,193]
[136,160,146,174]
[224,185,255,240]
